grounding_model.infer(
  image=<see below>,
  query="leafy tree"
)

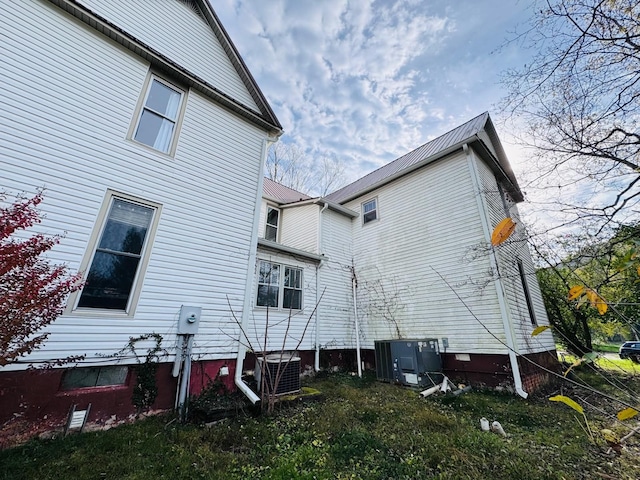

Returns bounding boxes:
[0,192,83,366]
[501,0,640,233]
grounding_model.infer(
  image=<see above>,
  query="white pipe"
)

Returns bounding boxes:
[465,143,528,399]
[352,268,362,378]
[315,202,329,372]
[177,335,194,420]
[235,136,274,405]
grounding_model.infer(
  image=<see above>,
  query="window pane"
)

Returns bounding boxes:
[99,200,152,254]
[61,368,100,389]
[78,251,140,309]
[95,366,128,386]
[284,267,301,288]
[363,200,376,213]
[363,211,377,223]
[257,285,278,307]
[266,207,279,227]
[259,261,280,284]
[134,110,175,152]
[265,225,277,241]
[146,80,181,119]
[283,289,302,309]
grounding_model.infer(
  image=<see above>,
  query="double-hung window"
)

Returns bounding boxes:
[132,76,185,154]
[517,259,537,326]
[362,198,378,224]
[265,206,280,242]
[73,192,161,314]
[257,260,303,310]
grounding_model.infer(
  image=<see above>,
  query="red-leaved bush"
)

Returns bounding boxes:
[0,192,83,366]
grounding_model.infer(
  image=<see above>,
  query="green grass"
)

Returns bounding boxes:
[1,372,639,480]
[593,343,623,353]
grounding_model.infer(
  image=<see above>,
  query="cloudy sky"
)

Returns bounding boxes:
[215,0,535,187]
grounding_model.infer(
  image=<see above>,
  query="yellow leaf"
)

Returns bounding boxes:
[531,325,552,337]
[596,300,608,315]
[491,218,516,246]
[637,264,640,276]
[617,407,639,421]
[586,289,597,306]
[549,395,584,414]
[568,285,585,301]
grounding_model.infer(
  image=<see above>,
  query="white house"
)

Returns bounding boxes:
[0,0,281,435]
[251,113,558,396]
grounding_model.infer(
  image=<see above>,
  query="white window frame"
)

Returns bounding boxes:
[256,260,303,310]
[130,74,187,155]
[265,206,280,242]
[67,190,162,317]
[362,197,378,224]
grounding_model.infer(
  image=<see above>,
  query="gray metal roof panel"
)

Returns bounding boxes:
[263,178,312,204]
[326,112,492,204]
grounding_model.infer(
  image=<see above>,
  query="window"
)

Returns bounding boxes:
[256,260,303,310]
[265,206,280,241]
[517,259,537,326]
[73,192,161,314]
[61,366,128,390]
[132,76,185,153]
[362,198,378,224]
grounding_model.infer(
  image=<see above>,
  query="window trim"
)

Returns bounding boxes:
[264,205,280,242]
[128,73,188,156]
[66,190,162,317]
[362,197,378,225]
[255,260,303,311]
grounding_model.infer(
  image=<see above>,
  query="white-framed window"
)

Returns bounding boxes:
[132,75,185,154]
[265,206,280,242]
[362,198,378,224]
[70,191,162,315]
[256,260,303,310]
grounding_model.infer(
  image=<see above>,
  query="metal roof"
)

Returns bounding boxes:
[263,178,312,204]
[325,112,522,204]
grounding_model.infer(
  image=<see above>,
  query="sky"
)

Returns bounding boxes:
[214,0,536,189]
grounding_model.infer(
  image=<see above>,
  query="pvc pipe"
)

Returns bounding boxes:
[177,335,193,420]
[235,137,274,405]
[352,271,362,378]
[465,143,528,399]
[315,202,329,372]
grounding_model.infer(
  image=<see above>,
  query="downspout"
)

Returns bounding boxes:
[235,136,274,404]
[315,202,329,371]
[464,143,528,399]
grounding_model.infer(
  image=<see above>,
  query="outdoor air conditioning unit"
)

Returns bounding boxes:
[254,353,301,395]
[375,339,442,387]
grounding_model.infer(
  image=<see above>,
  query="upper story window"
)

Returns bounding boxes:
[256,260,303,310]
[265,206,280,241]
[71,191,162,315]
[132,76,185,154]
[517,259,537,326]
[362,198,378,224]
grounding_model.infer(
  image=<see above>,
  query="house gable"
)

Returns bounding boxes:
[50,0,281,134]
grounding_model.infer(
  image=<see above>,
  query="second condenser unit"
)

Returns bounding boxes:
[375,339,442,387]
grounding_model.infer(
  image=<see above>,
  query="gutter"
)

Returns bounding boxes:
[315,203,329,371]
[464,143,528,399]
[235,137,275,404]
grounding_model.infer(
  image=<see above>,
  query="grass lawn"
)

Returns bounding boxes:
[1,372,639,480]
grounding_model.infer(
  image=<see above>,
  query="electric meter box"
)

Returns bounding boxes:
[177,306,201,335]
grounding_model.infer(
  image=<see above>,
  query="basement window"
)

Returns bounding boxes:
[61,366,129,390]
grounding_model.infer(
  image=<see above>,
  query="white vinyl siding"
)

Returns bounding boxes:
[474,157,554,354]
[345,152,506,354]
[77,0,260,111]
[0,0,269,369]
[280,204,319,253]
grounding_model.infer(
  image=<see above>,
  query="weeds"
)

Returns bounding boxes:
[1,373,638,479]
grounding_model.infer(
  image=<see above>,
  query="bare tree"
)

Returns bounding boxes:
[501,0,640,234]
[266,142,347,196]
